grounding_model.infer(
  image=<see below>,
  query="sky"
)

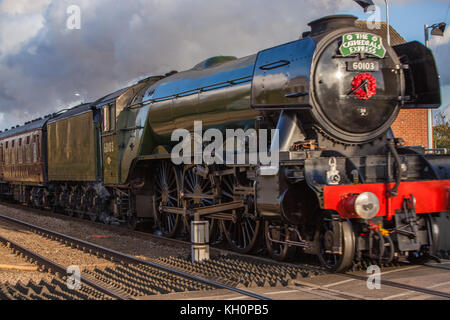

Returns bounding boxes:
[0,0,449,131]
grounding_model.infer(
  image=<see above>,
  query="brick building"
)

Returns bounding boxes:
[356,21,429,148]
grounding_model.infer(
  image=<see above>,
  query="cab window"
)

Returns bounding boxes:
[103,104,115,132]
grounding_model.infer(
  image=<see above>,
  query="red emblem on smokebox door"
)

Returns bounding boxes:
[351,73,377,100]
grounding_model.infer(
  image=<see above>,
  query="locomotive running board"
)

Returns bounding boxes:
[161,200,245,217]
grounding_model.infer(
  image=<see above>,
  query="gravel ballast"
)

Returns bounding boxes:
[0,220,115,269]
[0,203,190,260]
[0,242,54,285]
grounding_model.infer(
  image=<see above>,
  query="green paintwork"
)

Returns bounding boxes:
[102,131,118,183]
[114,78,163,184]
[140,55,258,154]
[137,82,257,158]
[111,56,260,184]
[47,111,97,182]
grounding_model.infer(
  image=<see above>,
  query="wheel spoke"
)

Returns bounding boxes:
[203,199,214,206]
[186,175,195,190]
[154,161,180,238]
[247,219,255,235]
[242,224,248,248]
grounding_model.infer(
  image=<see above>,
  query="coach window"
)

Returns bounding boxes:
[32,135,37,163]
[5,141,8,164]
[36,134,40,162]
[26,136,31,163]
[18,138,23,163]
[11,140,15,164]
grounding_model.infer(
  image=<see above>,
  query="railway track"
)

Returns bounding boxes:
[0,213,274,300]
[0,234,123,300]
[0,205,449,300]
[341,268,450,299]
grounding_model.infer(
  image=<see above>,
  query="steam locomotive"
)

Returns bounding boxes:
[0,15,449,272]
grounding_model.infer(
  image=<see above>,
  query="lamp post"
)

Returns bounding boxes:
[424,22,447,150]
[384,0,390,46]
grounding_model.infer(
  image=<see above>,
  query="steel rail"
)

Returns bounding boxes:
[0,234,128,300]
[341,272,450,299]
[423,263,450,271]
[0,213,271,301]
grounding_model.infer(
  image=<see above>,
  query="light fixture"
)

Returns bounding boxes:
[431,22,447,37]
[354,192,380,220]
[343,192,380,220]
[354,0,376,13]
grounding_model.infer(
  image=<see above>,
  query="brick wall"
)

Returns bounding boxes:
[391,109,428,147]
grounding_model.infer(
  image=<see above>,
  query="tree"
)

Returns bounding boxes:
[433,111,450,153]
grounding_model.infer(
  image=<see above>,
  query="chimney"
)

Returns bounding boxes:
[308,15,357,36]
